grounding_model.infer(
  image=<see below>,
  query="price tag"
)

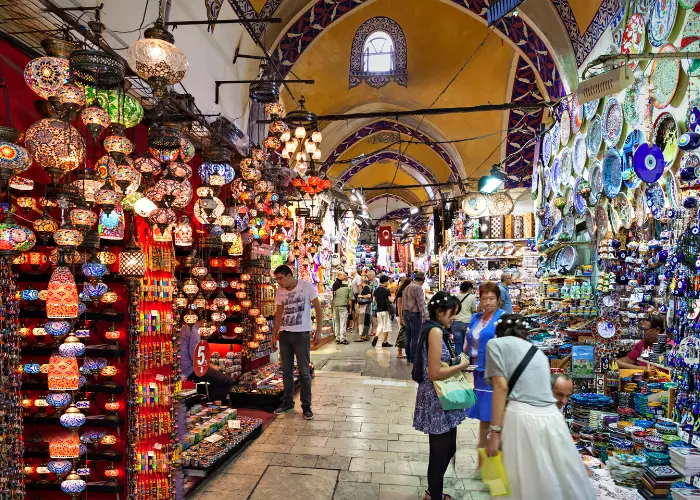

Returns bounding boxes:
[156,374,165,381]
[149,382,157,389]
[154,443,163,450]
[228,419,241,429]
[680,430,691,444]
[203,433,224,444]
[193,340,211,377]
[691,435,700,449]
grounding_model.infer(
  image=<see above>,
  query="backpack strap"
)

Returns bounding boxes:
[508,345,538,395]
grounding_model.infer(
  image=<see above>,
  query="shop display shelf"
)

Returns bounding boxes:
[21,344,125,358]
[206,337,241,344]
[182,424,263,478]
[23,414,123,427]
[176,390,208,410]
[22,380,124,394]
[24,448,123,461]
[539,241,591,256]
[18,308,124,322]
[18,272,125,284]
[25,480,122,493]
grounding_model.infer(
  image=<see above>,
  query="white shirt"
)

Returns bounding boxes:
[351,274,362,295]
[275,280,319,332]
[471,319,487,357]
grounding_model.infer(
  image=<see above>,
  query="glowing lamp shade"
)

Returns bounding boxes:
[211,311,226,323]
[84,281,108,301]
[23,465,35,476]
[97,251,117,265]
[58,334,86,357]
[98,205,125,240]
[228,232,243,256]
[54,223,83,248]
[60,404,86,429]
[265,102,285,117]
[240,273,251,282]
[9,176,34,190]
[70,208,97,230]
[34,215,58,242]
[235,291,247,299]
[61,471,86,495]
[94,89,144,129]
[48,353,80,391]
[248,308,261,317]
[24,56,69,98]
[241,299,252,308]
[72,174,104,203]
[100,365,117,378]
[127,34,189,95]
[100,434,117,447]
[81,104,111,139]
[191,266,208,279]
[104,328,120,341]
[104,396,120,412]
[134,154,162,174]
[174,216,192,246]
[23,362,41,374]
[182,278,199,297]
[32,327,47,338]
[193,294,207,309]
[200,274,218,294]
[0,142,31,175]
[49,432,80,459]
[22,288,39,301]
[119,248,146,278]
[101,290,118,304]
[0,218,36,253]
[133,196,157,218]
[183,313,198,324]
[248,341,259,349]
[24,119,85,178]
[82,256,108,279]
[46,266,79,319]
[255,316,267,325]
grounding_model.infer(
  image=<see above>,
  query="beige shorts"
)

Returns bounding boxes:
[376,311,392,333]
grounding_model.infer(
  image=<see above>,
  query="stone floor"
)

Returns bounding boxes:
[189,326,489,500]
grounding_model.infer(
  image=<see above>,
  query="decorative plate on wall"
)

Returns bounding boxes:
[635,184,647,223]
[552,157,562,195]
[573,134,587,175]
[560,148,573,187]
[653,112,679,167]
[543,166,552,198]
[688,103,700,133]
[585,207,595,239]
[462,192,487,217]
[651,44,680,109]
[681,8,700,76]
[680,0,700,9]
[573,177,587,216]
[542,132,552,166]
[663,170,680,208]
[622,129,644,188]
[487,193,514,216]
[559,108,571,148]
[645,182,666,219]
[595,203,609,238]
[603,148,623,199]
[621,13,646,70]
[610,5,628,49]
[623,78,643,128]
[532,161,540,197]
[587,116,603,157]
[603,97,624,147]
[551,120,561,155]
[589,160,604,202]
[633,142,665,183]
[614,194,633,229]
[648,0,677,47]
[583,99,600,120]
[571,93,583,133]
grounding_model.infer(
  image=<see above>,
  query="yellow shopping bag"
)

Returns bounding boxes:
[477,448,511,497]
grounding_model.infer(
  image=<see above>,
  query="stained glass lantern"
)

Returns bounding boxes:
[119,230,146,278]
[53,81,86,120]
[180,281,198,302]
[100,365,117,378]
[70,208,97,231]
[49,247,80,265]
[147,125,183,162]
[264,135,281,151]
[25,119,85,181]
[10,176,33,190]
[24,38,73,98]
[100,434,117,447]
[105,327,120,343]
[213,291,228,310]
[16,196,35,215]
[221,232,234,243]
[228,232,244,256]
[33,215,58,243]
[34,397,49,413]
[193,294,207,310]
[33,327,47,338]
[174,216,192,246]
[74,327,90,339]
[47,264,79,319]
[47,459,72,478]
[81,104,110,141]
[133,196,157,218]
[104,133,134,160]
[0,215,36,254]
[168,161,192,180]
[72,172,104,204]
[101,290,118,305]
[149,206,176,231]
[248,308,261,317]
[181,137,195,162]
[241,273,251,282]
[59,334,86,358]
[134,154,162,175]
[54,222,83,248]
[183,312,198,324]
[83,281,108,302]
[96,251,117,266]
[61,471,86,495]
[104,396,120,413]
[194,196,224,225]
[48,353,79,391]
[146,178,192,209]
[95,180,121,213]
[175,293,188,310]
[127,17,189,96]
[23,465,35,476]
[248,341,259,349]
[200,147,235,185]
[95,89,144,128]
[236,291,247,299]
[0,142,32,176]
[110,162,140,194]
[23,361,41,375]
[200,274,218,295]
[191,265,209,280]
[99,205,125,240]
[269,120,288,138]
[39,196,59,209]
[251,146,267,162]
[241,299,252,308]
[21,288,39,301]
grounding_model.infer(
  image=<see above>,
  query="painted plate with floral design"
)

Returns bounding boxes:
[681,0,700,9]
[542,132,552,166]
[610,5,628,49]
[645,182,666,219]
[551,120,560,155]
[635,184,647,223]
[663,169,680,208]
[648,0,677,47]
[595,203,609,238]
[623,78,643,128]
[681,8,700,76]
[571,93,583,133]
[587,116,603,157]
[653,111,679,167]
[560,148,573,188]
[614,194,634,229]
[573,134,587,175]
[621,14,646,70]
[603,97,624,147]
[551,157,562,195]
[543,166,552,198]
[651,44,680,109]
[585,207,595,239]
[603,148,623,199]
[589,160,604,201]
[573,177,587,216]
[583,99,600,121]
[559,108,571,148]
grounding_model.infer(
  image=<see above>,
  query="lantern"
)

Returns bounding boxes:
[58,335,86,357]
[174,216,193,246]
[118,227,146,278]
[0,215,36,254]
[81,104,111,140]
[95,89,144,128]
[9,176,33,190]
[101,290,118,305]
[54,222,84,248]
[97,251,117,265]
[133,196,157,217]
[25,119,85,181]
[70,208,97,231]
[248,341,259,349]
[48,353,79,391]
[183,312,198,324]
[228,232,244,256]
[248,308,261,317]
[16,196,35,215]
[98,205,125,240]
[82,254,108,279]
[105,326,120,343]
[104,464,119,479]
[60,404,86,429]
[182,278,199,297]
[34,215,59,243]
[241,299,252,308]
[47,264,79,319]
[200,274,218,295]
[61,471,86,495]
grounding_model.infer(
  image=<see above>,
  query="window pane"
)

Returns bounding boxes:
[367,53,392,73]
[362,31,394,74]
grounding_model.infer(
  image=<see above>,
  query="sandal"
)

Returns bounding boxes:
[397,354,405,359]
[423,491,453,500]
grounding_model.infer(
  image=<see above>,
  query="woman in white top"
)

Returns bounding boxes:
[451,281,477,359]
[485,314,594,500]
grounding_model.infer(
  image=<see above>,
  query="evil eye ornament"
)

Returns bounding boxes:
[692,226,700,236]
[685,197,698,209]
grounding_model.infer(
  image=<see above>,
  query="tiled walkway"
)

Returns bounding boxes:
[190,330,489,500]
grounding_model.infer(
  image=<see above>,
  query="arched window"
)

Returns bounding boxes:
[363,31,394,73]
[350,17,407,89]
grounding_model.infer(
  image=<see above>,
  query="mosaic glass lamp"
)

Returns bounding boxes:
[48,353,79,391]
[60,470,86,496]
[94,88,144,128]
[133,196,157,217]
[182,278,199,298]
[126,17,189,96]
[0,214,37,254]
[24,118,85,182]
[97,250,117,265]
[58,334,86,358]
[33,214,58,244]
[24,37,74,99]
[229,232,244,256]
[70,207,97,231]
[174,216,193,246]
[101,290,118,305]
[0,142,32,177]
[133,153,162,174]
[98,205,125,240]
[119,222,146,278]
[54,221,84,248]
[81,103,111,141]
[16,196,36,215]
[168,160,192,180]
[82,253,108,280]
[46,259,79,319]
[72,170,105,204]
[95,180,121,213]
[9,176,33,190]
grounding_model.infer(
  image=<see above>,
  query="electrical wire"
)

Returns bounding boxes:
[463,113,528,180]
[111,0,150,35]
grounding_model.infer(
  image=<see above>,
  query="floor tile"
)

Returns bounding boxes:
[333,481,381,500]
[249,466,338,500]
[378,484,421,500]
[316,454,352,471]
[269,453,319,467]
[371,473,420,486]
[349,457,385,473]
[295,435,330,447]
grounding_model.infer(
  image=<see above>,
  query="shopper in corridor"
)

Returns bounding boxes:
[403,271,428,363]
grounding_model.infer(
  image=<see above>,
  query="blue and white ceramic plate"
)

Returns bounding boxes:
[603,148,623,199]
[560,108,571,148]
[560,148,573,187]
[551,120,561,155]
[587,116,603,157]
[663,170,680,207]
[543,132,552,166]
[543,166,552,198]
[645,182,666,219]
[573,177,587,216]
[648,0,677,48]
[589,160,604,201]
[584,99,600,121]
[603,97,624,147]
[573,134,587,175]
[552,157,562,195]
[585,207,595,239]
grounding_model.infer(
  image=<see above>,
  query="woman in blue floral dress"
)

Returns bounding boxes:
[413,291,470,500]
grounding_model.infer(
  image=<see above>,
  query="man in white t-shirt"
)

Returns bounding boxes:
[272,264,323,420]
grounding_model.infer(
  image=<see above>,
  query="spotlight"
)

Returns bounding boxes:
[410,206,419,214]
[478,165,506,194]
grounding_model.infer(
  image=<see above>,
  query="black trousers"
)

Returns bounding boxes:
[428,427,457,499]
[187,369,234,404]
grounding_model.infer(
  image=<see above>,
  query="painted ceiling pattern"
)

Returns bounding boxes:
[321,120,460,180]
[552,0,621,66]
[336,150,439,188]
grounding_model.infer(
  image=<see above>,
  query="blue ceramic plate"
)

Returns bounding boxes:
[543,132,552,166]
[603,148,623,199]
[584,99,600,120]
[589,160,604,202]
[573,177,587,216]
[552,157,561,195]
[587,116,603,157]
[645,182,666,219]
[560,148,573,187]
[603,97,624,147]
[543,166,552,198]
[573,134,587,175]
[551,120,561,155]
[648,0,677,48]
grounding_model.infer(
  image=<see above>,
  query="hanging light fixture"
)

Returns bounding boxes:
[72,170,104,204]
[95,179,121,214]
[98,204,125,240]
[126,17,189,96]
[174,216,193,246]
[16,196,35,215]
[46,253,79,319]
[24,118,85,182]
[81,103,111,141]
[34,214,59,244]
[0,213,36,254]
[24,37,74,99]
[70,207,97,231]
[54,221,84,248]
[119,217,146,278]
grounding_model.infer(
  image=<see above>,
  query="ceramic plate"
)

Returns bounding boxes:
[681,0,700,8]
[543,132,552,166]
[585,207,595,239]
[587,116,603,157]
[573,177,587,216]
[614,194,633,229]
[589,160,604,200]
[465,244,478,258]
[648,0,677,47]
[653,112,679,167]
[622,129,644,189]
[623,78,643,128]
[543,166,552,198]
[603,97,624,147]
[476,242,489,257]
[621,13,646,70]
[503,242,515,255]
[462,192,487,216]
[687,103,700,133]
[663,170,680,207]
[560,148,573,187]
[488,193,514,216]
[595,203,609,238]
[610,5,627,49]
[573,134,587,175]
[609,203,623,233]
[551,121,561,155]
[532,161,539,196]
[571,93,583,133]
[552,157,562,195]
[584,99,600,121]
[635,185,647,223]
[681,8,700,76]
[634,0,655,21]
[646,182,666,219]
[651,44,680,109]
[603,148,623,199]
[560,108,571,148]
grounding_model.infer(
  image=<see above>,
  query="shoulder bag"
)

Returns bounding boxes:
[432,332,477,410]
[507,345,538,395]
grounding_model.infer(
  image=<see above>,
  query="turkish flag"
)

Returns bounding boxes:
[378,226,393,247]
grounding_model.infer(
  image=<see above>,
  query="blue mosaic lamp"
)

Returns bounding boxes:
[59,404,86,429]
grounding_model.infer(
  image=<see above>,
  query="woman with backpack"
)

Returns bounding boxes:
[484,314,594,500]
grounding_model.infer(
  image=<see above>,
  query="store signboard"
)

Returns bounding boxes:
[571,344,594,379]
[577,65,632,104]
[193,340,211,377]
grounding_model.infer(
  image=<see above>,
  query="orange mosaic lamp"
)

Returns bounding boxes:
[49,432,80,459]
[48,353,79,391]
[47,263,79,319]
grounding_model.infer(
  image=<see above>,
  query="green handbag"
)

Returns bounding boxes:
[433,364,477,410]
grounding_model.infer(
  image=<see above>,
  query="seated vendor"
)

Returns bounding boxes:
[616,314,664,369]
[181,322,235,404]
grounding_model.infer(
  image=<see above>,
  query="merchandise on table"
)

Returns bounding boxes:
[232,361,315,394]
[181,414,262,469]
